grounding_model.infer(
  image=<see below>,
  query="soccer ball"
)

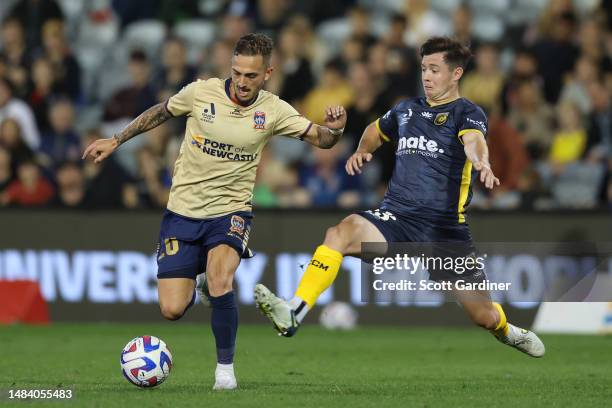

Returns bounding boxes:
[120,335,173,387]
[319,301,358,330]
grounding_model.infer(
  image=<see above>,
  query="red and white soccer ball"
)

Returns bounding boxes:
[319,301,358,330]
[120,335,173,388]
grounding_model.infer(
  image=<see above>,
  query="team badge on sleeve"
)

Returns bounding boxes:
[253,111,266,129]
[434,112,449,125]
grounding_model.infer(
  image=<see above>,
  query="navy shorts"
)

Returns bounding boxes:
[359,208,485,283]
[156,209,253,280]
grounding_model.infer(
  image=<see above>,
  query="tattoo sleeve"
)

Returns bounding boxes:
[114,102,173,146]
[315,126,342,149]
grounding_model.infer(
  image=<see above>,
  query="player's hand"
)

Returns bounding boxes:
[345,151,372,176]
[473,161,500,189]
[82,137,119,164]
[324,105,347,130]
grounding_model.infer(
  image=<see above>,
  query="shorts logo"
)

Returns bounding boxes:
[434,112,449,125]
[229,215,245,235]
[366,209,397,221]
[201,103,216,123]
[253,111,266,129]
[158,237,179,260]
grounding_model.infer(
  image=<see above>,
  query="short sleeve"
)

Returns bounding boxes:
[273,99,312,139]
[376,106,399,142]
[458,104,488,141]
[166,80,200,116]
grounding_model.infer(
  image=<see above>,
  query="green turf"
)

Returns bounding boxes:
[0,323,610,407]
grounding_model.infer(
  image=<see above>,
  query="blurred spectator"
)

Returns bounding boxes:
[559,56,599,114]
[112,0,161,28]
[50,160,85,208]
[585,81,612,162]
[134,123,177,208]
[347,6,377,47]
[299,142,362,208]
[39,98,81,166]
[451,5,477,52]
[276,26,314,106]
[484,108,530,208]
[290,0,351,25]
[255,0,291,34]
[344,62,385,148]
[201,40,234,79]
[532,10,580,103]
[549,101,587,166]
[302,59,353,125]
[221,13,253,44]
[384,13,408,49]
[8,0,63,50]
[461,43,504,114]
[0,118,33,173]
[1,159,54,206]
[500,48,541,115]
[254,145,306,208]
[341,36,367,66]
[157,0,202,26]
[38,19,81,100]
[507,80,554,160]
[0,147,11,195]
[0,77,40,149]
[155,37,196,96]
[0,17,30,98]
[82,129,139,209]
[578,17,612,74]
[403,0,451,47]
[27,56,57,132]
[104,50,156,122]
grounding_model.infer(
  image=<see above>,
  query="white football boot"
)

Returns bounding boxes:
[195,273,210,307]
[254,284,300,337]
[213,363,237,390]
[493,323,546,357]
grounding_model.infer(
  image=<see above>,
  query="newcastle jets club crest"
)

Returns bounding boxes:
[253,111,266,129]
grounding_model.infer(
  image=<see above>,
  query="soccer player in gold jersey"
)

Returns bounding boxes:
[83,33,347,390]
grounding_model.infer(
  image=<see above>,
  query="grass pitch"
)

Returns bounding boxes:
[1,323,610,407]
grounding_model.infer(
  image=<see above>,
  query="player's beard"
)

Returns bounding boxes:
[234,83,260,104]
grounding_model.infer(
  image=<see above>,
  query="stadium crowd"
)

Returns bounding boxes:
[0,0,610,210]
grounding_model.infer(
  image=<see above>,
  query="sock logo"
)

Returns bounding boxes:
[310,259,329,271]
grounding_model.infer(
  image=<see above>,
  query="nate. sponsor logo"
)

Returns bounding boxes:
[397,135,445,158]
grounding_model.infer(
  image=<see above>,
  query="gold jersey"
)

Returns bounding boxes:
[165,78,311,219]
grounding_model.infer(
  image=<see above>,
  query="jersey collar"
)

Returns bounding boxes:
[225,78,259,107]
[425,96,461,107]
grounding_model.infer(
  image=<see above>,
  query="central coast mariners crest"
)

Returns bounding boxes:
[434,112,449,125]
[253,111,266,129]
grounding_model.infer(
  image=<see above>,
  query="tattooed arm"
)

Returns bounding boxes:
[82,102,173,163]
[302,105,347,149]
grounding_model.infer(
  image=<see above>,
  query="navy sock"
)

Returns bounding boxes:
[209,291,238,364]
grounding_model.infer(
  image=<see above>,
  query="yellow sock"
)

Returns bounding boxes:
[295,245,343,307]
[491,302,509,337]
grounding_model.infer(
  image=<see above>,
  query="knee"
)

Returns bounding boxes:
[207,273,232,297]
[159,303,184,321]
[323,215,363,253]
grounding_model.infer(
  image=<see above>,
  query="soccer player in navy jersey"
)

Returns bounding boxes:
[255,37,544,358]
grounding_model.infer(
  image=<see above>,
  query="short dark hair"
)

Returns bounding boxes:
[420,37,472,69]
[233,33,274,63]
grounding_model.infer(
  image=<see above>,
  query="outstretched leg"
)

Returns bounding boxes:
[255,214,385,336]
[454,290,545,357]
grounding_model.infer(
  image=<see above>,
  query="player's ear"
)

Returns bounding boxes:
[264,65,274,81]
[453,66,464,81]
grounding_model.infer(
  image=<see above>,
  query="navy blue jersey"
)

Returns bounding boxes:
[376,97,487,223]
